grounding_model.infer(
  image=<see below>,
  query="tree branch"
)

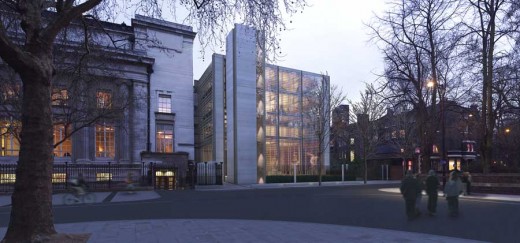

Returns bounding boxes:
[42,0,102,44]
[0,19,30,71]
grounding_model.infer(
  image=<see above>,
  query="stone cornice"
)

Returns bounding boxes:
[132,15,196,39]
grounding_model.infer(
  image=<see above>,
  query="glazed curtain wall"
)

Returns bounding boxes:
[264,66,322,175]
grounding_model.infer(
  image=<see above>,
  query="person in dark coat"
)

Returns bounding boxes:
[415,173,424,216]
[444,171,463,217]
[425,170,440,216]
[400,170,420,220]
[461,172,472,195]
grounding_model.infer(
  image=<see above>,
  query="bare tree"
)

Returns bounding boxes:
[368,0,467,173]
[302,77,345,186]
[387,104,422,175]
[0,0,306,241]
[464,0,519,173]
[349,83,386,184]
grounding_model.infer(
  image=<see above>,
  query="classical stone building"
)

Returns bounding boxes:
[0,15,196,167]
[195,24,330,184]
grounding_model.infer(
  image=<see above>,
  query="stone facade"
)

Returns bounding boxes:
[0,15,196,166]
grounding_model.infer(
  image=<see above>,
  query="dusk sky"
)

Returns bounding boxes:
[189,0,388,103]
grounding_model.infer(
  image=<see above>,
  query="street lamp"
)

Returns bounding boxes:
[428,80,447,187]
[439,84,447,188]
[401,148,405,176]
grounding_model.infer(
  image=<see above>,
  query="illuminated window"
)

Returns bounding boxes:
[53,124,72,157]
[203,124,213,139]
[52,173,67,183]
[466,143,474,152]
[265,138,279,174]
[265,66,278,91]
[0,120,20,156]
[279,70,299,93]
[350,138,355,145]
[156,124,174,153]
[158,94,172,113]
[201,144,213,162]
[96,91,112,109]
[279,94,299,114]
[266,92,277,113]
[399,130,406,138]
[432,145,439,154]
[51,88,69,106]
[266,125,277,136]
[96,173,112,181]
[96,123,115,158]
[1,84,20,101]
[155,170,174,176]
[350,150,355,162]
[0,174,15,184]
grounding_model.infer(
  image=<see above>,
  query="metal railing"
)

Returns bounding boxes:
[196,161,223,185]
[0,162,185,193]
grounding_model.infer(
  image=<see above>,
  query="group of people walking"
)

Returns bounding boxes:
[400,170,469,220]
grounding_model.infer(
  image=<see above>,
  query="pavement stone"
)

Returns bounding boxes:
[0,219,489,243]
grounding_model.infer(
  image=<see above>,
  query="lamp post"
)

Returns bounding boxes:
[401,148,405,176]
[440,84,446,188]
[428,80,447,187]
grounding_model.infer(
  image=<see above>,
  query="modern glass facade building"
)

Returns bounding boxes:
[195,24,330,184]
[262,65,330,176]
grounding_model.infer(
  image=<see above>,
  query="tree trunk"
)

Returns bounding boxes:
[478,0,497,175]
[3,64,56,242]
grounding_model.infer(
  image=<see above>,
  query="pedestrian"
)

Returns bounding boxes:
[126,172,135,194]
[444,171,463,217]
[461,171,468,195]
[464,172,472,195]
[400,170,420,220]
[415,173,424,216]
[425,170,440,216]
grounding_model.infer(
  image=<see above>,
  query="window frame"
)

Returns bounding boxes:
[158,94,172,113]
[0,120,20,156]
[156,123,174,153]
[51,87,69,106]
[96,90,112,109]
[53,124,72,157]
[95,122,115,158]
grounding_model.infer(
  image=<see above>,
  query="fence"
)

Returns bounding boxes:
[0,162,185,193]
[196,162,223,185]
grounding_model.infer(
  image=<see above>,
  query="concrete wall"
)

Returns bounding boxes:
[212,54,226,165]
[225,25,258,184]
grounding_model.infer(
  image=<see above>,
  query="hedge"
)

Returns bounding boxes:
[266,175,356,183]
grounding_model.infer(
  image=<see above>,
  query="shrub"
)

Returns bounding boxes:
[266,175,355,183]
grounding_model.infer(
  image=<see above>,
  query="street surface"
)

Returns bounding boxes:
[0,184,517,242]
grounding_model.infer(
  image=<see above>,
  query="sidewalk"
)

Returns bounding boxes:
[0,190,161,207]
[195,180,401,191]
[0,219,488,243]
[379,188,520,202]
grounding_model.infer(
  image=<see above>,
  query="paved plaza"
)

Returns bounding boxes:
[0,181,518,242]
